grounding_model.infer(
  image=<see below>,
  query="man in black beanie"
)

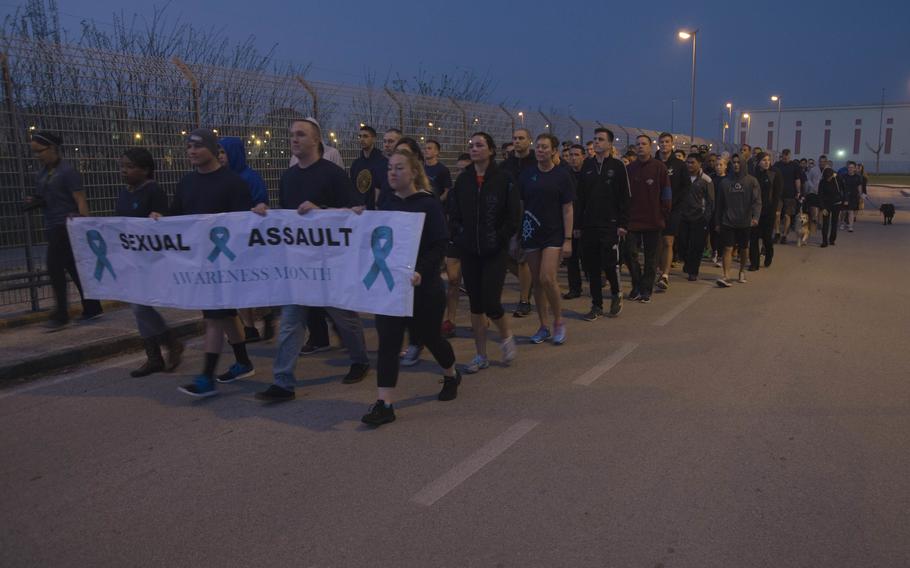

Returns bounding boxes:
[25,130,103,330]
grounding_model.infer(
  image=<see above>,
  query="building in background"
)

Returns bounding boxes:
[736,102,909,173]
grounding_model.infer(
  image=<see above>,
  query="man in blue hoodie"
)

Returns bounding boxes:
[219,137,273,341]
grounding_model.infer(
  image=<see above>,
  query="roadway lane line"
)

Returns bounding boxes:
[411,419,540,507]
[653,285,709,327]
[572,342,638,386]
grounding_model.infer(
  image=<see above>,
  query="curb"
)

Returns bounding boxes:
[0,318,204,384]
[0,300,126,330]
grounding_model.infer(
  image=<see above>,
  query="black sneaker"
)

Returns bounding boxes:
[438,370,462,401]
[656,275,669,290]
[583,306,603,321]
[77,309,103,323]
[512,301,532,318]
[299,343,331,356]
[342,363,370,384]
[638,295,652,304]
[244,326,262,343]
[627,289,641,301]
[255,384,296,402]
[361,400,396,426]
[608,295,623,318]
[42,318,69,333]
[562,290,582,300]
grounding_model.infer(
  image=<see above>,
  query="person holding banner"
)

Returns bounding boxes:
[361,149,460,427]
[116,148,185,377]
[255,118,371,402]
[156,129,254,398]
[448,132,520,374]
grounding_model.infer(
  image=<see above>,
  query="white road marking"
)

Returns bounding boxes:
[572,342,638,386]
[653,286,709,326]
[411,419,540,507]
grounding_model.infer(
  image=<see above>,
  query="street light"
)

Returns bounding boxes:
[678,29,698,143]
[742,113,752,145]
[771,95,781,152]
[724,102,733,143]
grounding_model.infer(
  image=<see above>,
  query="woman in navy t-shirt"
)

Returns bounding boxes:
[518,134,575,346]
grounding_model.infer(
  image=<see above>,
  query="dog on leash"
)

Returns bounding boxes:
[796,212,810,246]
[880,203,895,225]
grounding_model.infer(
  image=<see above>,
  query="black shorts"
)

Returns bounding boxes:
[782,198,798,216]
[202,309,238,320]
[445,242,461,259]
[719,226,750,249]
[804,193,820,209]
[662,211,682,237]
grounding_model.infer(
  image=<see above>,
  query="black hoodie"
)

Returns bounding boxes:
[381,190,448,287]
[819,169,845,210]
[449,162,520,257]
[754,166,783,220]
[576,155,630,230]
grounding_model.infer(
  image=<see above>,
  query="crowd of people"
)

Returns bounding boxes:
[24,120,871,427]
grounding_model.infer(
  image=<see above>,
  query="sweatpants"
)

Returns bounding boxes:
[46,225,101,321]
[677,220,707,276]
[565,237,583,294]
[822,206,840,245]
[624,230,660,296]
[750,216,774,269]
[581,228,621,308]
[375,281,455,389]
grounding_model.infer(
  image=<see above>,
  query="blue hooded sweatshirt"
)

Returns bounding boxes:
[220,137,268,206]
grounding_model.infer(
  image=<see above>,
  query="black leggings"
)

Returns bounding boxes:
[460,249,507,319]
[750,217,774,269]
[46,225,100,321]
[375,282,455,388]
[581,228,620,307]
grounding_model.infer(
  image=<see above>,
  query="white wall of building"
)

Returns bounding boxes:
[735,103,909,173]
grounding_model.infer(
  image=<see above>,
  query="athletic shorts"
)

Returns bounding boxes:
[804,193,820,209]
[202,309,238,320]
[662,210,682,237]
[782,198,798,216]
[719,226,750,249]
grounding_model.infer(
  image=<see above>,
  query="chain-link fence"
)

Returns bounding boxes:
[0,36,721,312]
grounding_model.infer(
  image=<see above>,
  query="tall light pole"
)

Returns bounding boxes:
[678,29,698,143]
[771,95,781,152]
[723,102,732,143]
[743,113,751,146]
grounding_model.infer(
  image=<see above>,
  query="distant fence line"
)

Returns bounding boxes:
[0,36,722,310]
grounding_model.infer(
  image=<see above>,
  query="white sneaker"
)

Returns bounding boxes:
[500,336,517,365]
[463,354,490,374]
[738,271,747,284]
[400,345,422,367]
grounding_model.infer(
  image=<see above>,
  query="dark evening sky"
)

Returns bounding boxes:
[19,0,910,137]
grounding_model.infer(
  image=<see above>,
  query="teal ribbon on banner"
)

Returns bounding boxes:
[207,226,236,262]
[86,230,116,281]
[362,225,394,291]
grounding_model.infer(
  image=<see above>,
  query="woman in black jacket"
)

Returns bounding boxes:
[361,150,461,427]
[448,132,520,374]
[819,167,845,247]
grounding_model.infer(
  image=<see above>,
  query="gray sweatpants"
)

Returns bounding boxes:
[272,305,369,390]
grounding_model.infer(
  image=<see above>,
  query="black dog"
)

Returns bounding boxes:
[880,203,895,225]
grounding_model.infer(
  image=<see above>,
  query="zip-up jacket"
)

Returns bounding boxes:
[755,167,783,219]
[677,171,715,223]
[715,168,761,229]
[576,156,630,230]
[449,162,520,257]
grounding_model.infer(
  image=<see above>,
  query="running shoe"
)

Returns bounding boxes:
[178,375,217,398]
[716,278,732,288]
[627,289,642,301]
[441,320,456,338]
[530,326,551,344]
[77,309,104,323]
[216,363,254,384]
[400,345,422,367]
[42,318,69,333]
[712,254,721,268]
[437,370,462,402]
[688,274,698,281]
[562,290,582,300]
[300,343,331,356]
[500,336,517,365]
[513,301,532,318]
[463,354,490,374]
[361,400,396,426]
[737,272,748,284]
[255,384,295,402]
[608,295,623,318]
[656,275,670,290]
[583,306,603,321]
[342,363,370,384]
[552,322,567,345]
[638,295,652,304]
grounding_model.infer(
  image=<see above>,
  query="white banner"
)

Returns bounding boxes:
[67,209,424,317]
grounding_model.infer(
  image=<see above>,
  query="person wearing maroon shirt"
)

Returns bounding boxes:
[624,135,671,303]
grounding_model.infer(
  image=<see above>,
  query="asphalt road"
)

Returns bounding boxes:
[1,206,908,567]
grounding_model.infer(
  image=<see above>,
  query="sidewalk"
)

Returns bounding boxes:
[0,305,203,384]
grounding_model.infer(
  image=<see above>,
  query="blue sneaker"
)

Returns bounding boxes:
[530,326,551,344]
[178,375,217,398]
[216,363,255,384]
[552,322,567,345]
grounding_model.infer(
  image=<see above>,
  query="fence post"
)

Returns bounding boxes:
[499,104,515,132]
[384,87,404,132]
[171,57,201,127]
[449,97,467,147]
[569,115,583,144]
[538,110,552,134]
[295,77,318,119]
[1,51,40,311]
